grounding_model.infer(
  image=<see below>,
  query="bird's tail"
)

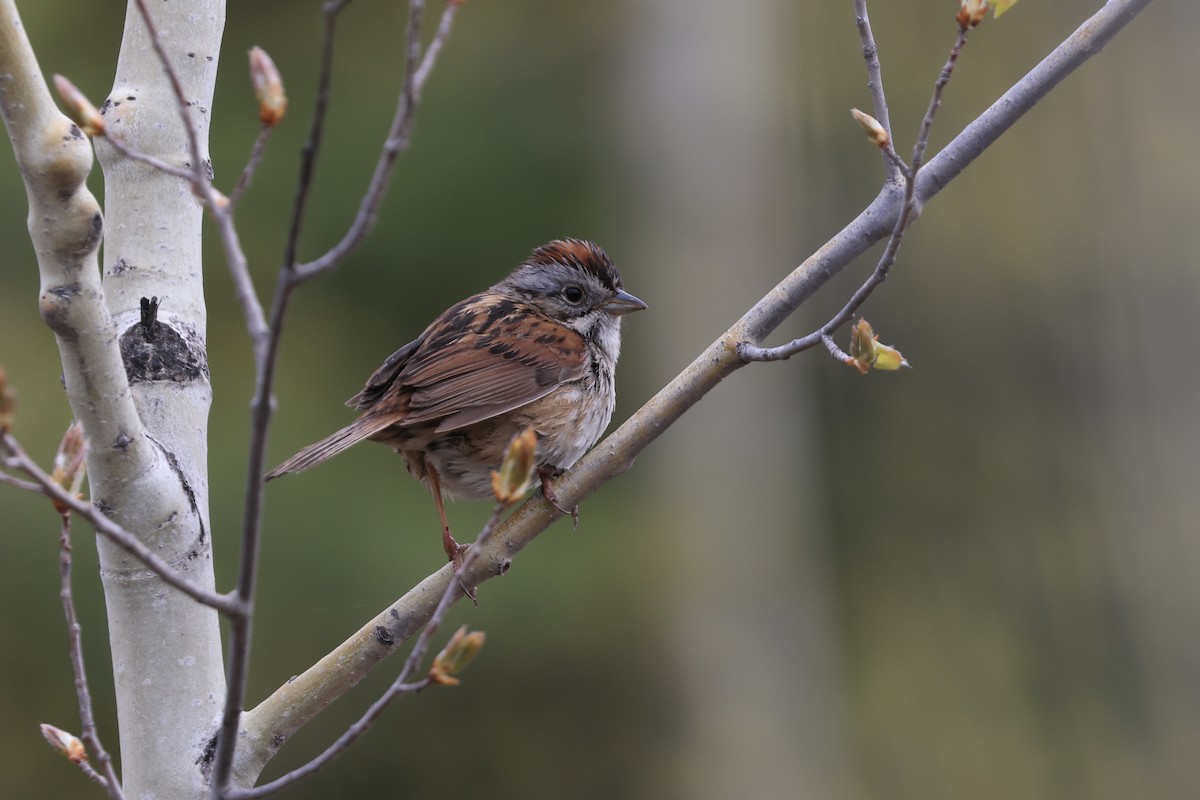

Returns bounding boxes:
[265,416,398,480]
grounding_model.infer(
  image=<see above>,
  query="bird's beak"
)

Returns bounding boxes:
[604,289,648,315]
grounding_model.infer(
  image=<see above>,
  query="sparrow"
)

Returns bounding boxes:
[266,239,647,563]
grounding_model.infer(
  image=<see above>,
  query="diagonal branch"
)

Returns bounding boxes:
[739,16,973,364]
[235,0,1158,776]
[0,430,240,614]
[229,500,505,798]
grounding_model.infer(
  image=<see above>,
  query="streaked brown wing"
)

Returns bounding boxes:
[392,295,586,432]
[345,336,423,409]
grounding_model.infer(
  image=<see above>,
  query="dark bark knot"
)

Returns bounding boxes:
[197,734,217,772]
[39,283,81,335]
[140,296,159,341]
[374,626,395,647]
[119,300,209,384]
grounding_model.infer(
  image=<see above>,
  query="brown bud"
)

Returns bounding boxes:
[491,426,537,506]
[50,421,87,511]
[40,723,88,764]
[429,626,486,686]
[850,108,890,149]
[848,318,910,374]
[957,0,990,28]
[52,75,105,137]
[248,47,287,127]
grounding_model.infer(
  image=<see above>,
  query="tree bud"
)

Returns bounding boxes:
[249,47,287,126]
[429,626,486,686]
[491,426,537,506]
[851,108,891,149]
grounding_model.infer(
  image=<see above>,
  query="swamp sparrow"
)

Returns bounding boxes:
[267,239,647,561]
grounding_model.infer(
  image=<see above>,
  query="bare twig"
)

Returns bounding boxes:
[0,430,240,614]
[0,469,41,492]
[98,131,198,183]
[129,0,270,352]
[130,0,205,182]
[58,514,125,800]
[41,721,111,789]
[213,2,463,794]
[229,125,274,208]
[821,334,853,365]
[280,1,347,272]
[738,19,973,363]
[412,0,462,94]
[228,502,505,799]
[854,0,905,179]
[292,0,462,282]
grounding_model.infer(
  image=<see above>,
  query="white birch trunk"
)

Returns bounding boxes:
[90,4,227,797]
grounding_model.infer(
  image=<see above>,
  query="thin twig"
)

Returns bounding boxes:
[281,2,348,271]
[212,2,462,794]
[206,0,351,783]
[738,21,973,363]
[293,0,462,282]
[129,0,270,351]
[228,502,505,800]
[102,122,269,352]
[100,132,198,184]
[412,1,461,95]
[229,125,275,208]
[821,334,852,364]
[854,0,905,179]
[1,430,240,614]
[58,514,125,800]
[130,0,205,182]
[0,469,41,492]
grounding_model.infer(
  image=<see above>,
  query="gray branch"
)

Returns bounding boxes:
[234,3,1157,786]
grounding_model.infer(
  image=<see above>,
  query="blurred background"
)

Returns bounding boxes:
[2,1,1197,798]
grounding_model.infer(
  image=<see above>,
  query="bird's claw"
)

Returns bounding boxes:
[539,469,580,530]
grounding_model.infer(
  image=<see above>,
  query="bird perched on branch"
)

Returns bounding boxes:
[267,239,647,563]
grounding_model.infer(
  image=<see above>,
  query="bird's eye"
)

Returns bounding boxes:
[562,285,584,304]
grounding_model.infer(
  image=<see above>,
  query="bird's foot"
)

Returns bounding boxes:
[539,468,580,530]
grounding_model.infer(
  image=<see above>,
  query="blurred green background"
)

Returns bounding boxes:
[2,1,1197,798]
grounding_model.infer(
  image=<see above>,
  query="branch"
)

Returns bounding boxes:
[228,125,274,208]
[291,0,461,282]
[233,0,1158,773]
[0,430,240,614]
[0,0,173,515]
[280,0,347,273]
[854,0,904,180]
[0,470,40,492]
[127,0,270,352]
[215,2,464,794]
[739,14,973,364]
[57,513,125,800]
[230,502,504,798]
[129,0,205,184]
